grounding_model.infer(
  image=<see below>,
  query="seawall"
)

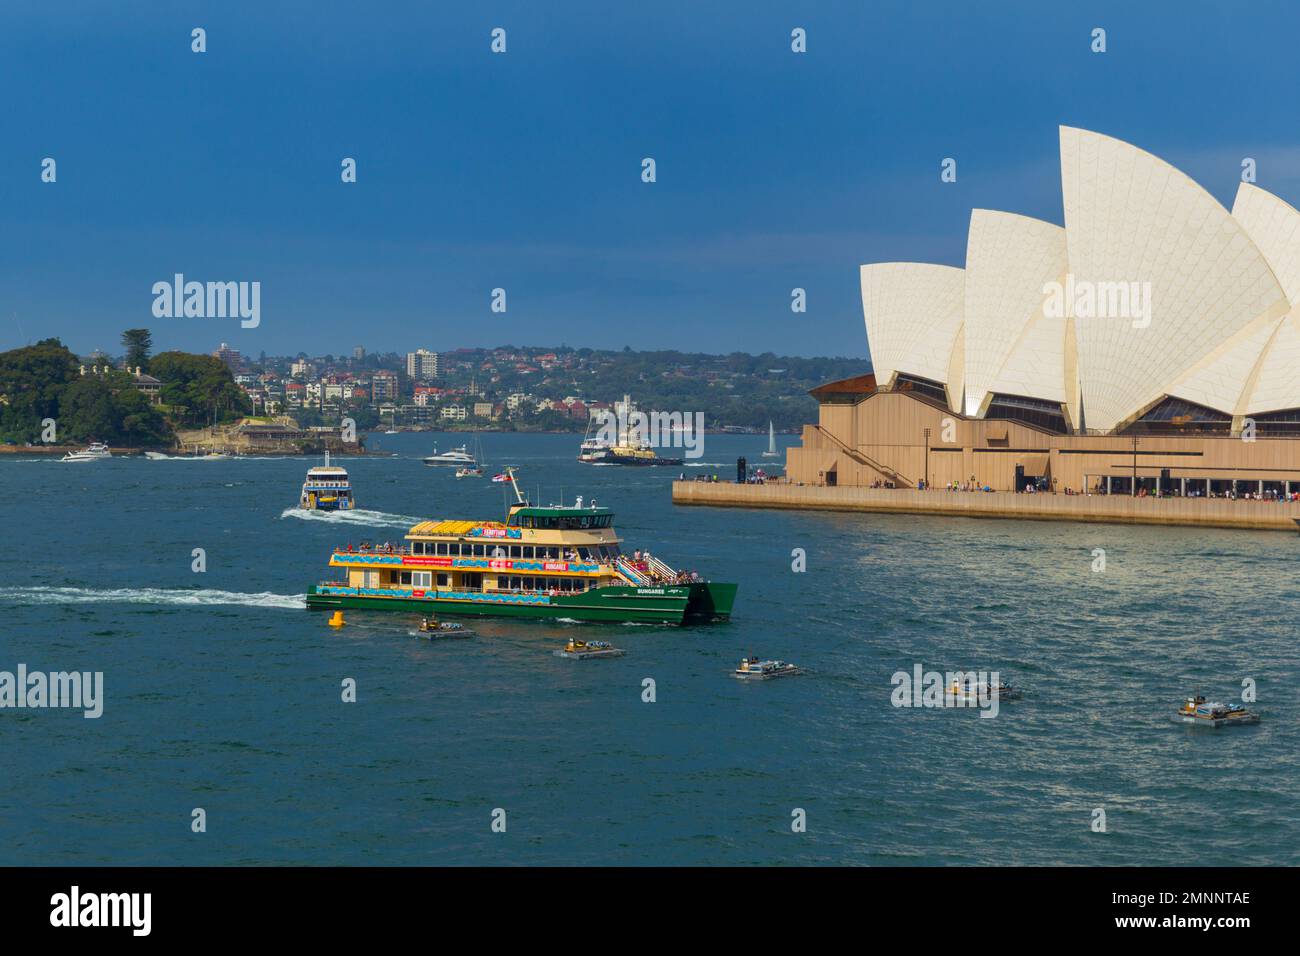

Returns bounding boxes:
[671,481,1300,531]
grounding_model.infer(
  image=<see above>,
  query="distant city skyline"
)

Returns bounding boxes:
[6,2,1300,360]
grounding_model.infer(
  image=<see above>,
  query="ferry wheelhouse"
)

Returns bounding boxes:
[300,451,354,511]
[306,470,735,624]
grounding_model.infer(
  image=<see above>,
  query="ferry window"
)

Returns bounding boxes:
[436,573,449,587]
[411,542,422,555]
[522,546,534,558]
[399,571,413,585]
[473,544,486,557]
[510,546,521,558]
[578,548,591,560]
[413,571,432,588]
[448,543,460,556]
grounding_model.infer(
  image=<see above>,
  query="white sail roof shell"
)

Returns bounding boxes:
[1232,182,1300,304]
[1058,126,1288,431]
[857,129,1300,430]
[962,210,1068,414]
[1244,314,1300,414]
[1229,183,1300,415]
[861,262,965,399]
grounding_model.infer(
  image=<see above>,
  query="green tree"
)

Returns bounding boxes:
[0,339,80,442]
[120,328,153,371]
[149,351,252,426]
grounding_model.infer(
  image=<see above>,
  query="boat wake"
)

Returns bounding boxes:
[0,586,306,609]
[278,507,424,529]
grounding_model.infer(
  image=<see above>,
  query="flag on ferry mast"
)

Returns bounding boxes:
[491,473,509,483]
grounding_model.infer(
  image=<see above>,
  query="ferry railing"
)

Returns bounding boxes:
[645,555,678,580]
[615,556,651,586]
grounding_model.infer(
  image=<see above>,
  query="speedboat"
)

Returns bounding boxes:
[554,639,626,659]
[733,657,800,680]
[1171,695,1259,727]
[143,451,171,460]
[423,444,476,466]
[455,466,484,478]
[62,442,112,462]
[416,618,473,639]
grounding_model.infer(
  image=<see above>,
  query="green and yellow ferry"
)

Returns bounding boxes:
[305,470,736,625]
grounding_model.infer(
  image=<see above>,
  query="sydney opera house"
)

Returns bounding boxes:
[787,126,1300,496]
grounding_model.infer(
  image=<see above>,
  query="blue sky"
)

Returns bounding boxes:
[3,1,1300,360]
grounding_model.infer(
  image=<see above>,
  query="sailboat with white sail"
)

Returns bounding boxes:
[761,421,780,458]
[455,435,485,478]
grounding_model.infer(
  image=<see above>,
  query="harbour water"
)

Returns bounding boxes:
[2,432,1297,865]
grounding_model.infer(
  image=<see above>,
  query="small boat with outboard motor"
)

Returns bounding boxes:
[554,639,626,659]
[733,657,800,680]
[415,616,474,639]
[61,442,112,462]
[1171,695,1259,727]
[947,678,1020,703]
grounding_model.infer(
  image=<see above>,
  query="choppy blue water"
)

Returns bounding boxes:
[2,432,1296,865]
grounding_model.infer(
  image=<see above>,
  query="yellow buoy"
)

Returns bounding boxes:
[328,611,345,627]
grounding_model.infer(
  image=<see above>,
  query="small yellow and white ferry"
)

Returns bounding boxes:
[299,451,354,511]
[306,468,736,625]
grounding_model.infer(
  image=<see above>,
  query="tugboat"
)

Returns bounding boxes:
[299,451,355,511]
[416,616,474,639]
[1171,695,1260,727]
[305,467,737,624]
[733,657,800,680]
[554,639,626,659]
[577,394,684,466]
[61,442,112,462]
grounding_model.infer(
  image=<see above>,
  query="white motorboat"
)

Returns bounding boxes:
[423,444,476,466]
[61,442,112,462]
